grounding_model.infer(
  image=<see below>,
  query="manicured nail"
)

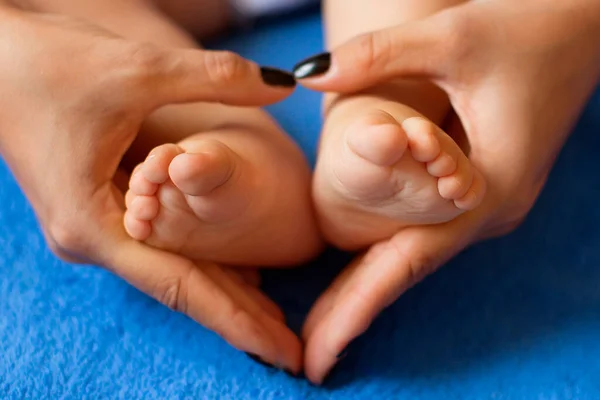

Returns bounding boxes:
[336,348,348,360]
[260,67,297,88]
[293,52,331,79]
[321,338,359,385]
[321,361,342,387]
[245,352,276,369]
[336,337,356,360]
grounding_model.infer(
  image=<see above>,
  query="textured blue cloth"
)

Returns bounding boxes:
[2,10,600,400]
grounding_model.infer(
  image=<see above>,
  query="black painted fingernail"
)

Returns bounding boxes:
[293,52,331,79]
[336,338,356,360]
[260,67,297,87]
[336,348,348,360]
[245,352,276,369]
[321,362,342,387]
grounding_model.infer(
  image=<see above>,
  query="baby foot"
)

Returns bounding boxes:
[124,130,321,267]
[314,98,486,250]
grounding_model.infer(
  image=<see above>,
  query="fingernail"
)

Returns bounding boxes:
[293,52,331,79]
[321,362,342,387]
[336,337,356,360]
[245,352,276,369]
[260,67,297,88]
[319,338,358,385]
[336,348,348,360]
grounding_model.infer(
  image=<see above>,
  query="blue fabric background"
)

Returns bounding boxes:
[2,9,600,399]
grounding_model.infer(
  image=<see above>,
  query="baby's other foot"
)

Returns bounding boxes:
[314,98,486,250]
[124,129,321,267]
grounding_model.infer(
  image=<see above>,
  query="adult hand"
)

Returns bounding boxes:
[293,0,600,383]
[0,7,302,372]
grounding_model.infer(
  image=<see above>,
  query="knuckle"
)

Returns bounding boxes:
[408,251,439,284]
[204,51,247,84]
[128,43,166,74]
[352,31,392,74]
[47,217,92,257]
[387,239,439,287]
[153,273,189,314]
[213,304,247,344]
[117,43,169,91]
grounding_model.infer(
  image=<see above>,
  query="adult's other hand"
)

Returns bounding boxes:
[0,7,301,372]
[293,0,600,383]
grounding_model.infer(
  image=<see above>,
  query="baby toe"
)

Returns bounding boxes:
[128,195,160,221]
[437,156,475,200]
[125,189,135,209]
[401,117,442,163]
[454,169,486,210]
[124,211,152,240]
[129,166,158,196]
[143,144,184,184]
[427,151,458,177]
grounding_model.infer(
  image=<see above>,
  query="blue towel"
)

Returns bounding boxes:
[2,10,600,399]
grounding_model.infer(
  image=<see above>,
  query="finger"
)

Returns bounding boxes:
[101,233,299,371]
[304,216,482,385]
[301,241,402,342]
[208,266,300,372]
[220,268,286,328]
[219,268,285,325]
[202,264,301,372]
[232,269,262,288]
[293,13,453,93]
[301,256,361,342]
[302,242,396,342]
[125,46,297,109]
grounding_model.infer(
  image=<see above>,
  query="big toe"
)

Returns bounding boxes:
[169,139,236,197]
[345,110,408,167]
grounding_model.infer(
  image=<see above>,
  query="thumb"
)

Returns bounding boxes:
[303,212,482,384]
[125,46,297,109]
[292,14,454,93]
[100,233,302,372]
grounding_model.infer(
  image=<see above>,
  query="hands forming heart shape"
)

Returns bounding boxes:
[1,0,599,385]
